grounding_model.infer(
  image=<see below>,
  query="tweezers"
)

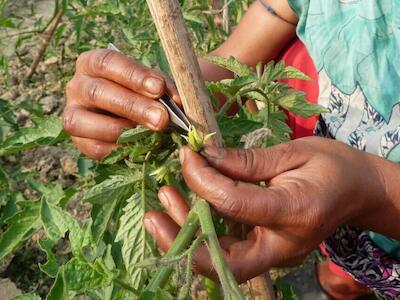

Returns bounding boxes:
[107,43,191,133]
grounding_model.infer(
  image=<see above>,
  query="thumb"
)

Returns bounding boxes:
[202,139,311,182]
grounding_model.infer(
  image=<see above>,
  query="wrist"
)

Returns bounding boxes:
[352,153,400,239]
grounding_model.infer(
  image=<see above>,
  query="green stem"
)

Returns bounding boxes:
[114,278,139,295]
[194,199,244,300]
[144,206,200,293]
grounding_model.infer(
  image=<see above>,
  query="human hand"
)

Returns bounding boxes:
[144,137,390,282]
[63,49,180,159]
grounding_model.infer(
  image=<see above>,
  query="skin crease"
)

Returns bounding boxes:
[64,0,400,281]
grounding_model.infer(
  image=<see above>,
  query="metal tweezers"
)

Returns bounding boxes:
[107,43,191,133]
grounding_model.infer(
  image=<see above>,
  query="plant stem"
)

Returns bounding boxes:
[194,199,244,300]
[114,278,139,295]
[144,206,200,293]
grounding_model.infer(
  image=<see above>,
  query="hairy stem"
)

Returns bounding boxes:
[144,206,200,293]
[194,199,244,300]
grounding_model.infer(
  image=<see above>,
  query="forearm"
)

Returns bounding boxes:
[353,154,400,239]
[198,0,297,107]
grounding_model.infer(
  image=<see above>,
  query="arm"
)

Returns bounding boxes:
[200,0,297,81]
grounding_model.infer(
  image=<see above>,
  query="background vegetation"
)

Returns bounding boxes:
[0,0,322,299]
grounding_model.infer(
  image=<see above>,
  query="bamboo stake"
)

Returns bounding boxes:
[146,1,275,299]
[146,0,223,148]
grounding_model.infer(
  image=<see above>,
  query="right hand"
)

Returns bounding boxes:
[64,49,180,160]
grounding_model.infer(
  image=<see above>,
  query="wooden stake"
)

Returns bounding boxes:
[147,1,275,299]
[146,0,223,148]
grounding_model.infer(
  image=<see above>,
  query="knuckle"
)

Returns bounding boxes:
[238,148,255,173]
[65,77,78,99]
[76,50,91,69]
[92,49,116,73]
[220,192,243,218]
[124,64,143,87]
[276,141,297,163]
[121,96,138,118]
[62,108,78,134]
[85,79,104,103]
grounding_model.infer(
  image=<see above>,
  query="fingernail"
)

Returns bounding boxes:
[145,106,164,128]
[202,146,227,160]
[179,147,186,164]
[144,218,155,235]
[144,76,163,95]
[159,190,170,210]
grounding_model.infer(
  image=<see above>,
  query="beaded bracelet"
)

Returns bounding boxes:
[257,0,296,26]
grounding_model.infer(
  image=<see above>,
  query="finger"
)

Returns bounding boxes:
[181,147,286,226]
[144,211,181,252]
[71,136,117,160]
[70,75,169,131]
[202,140,312,182]
[63,105,134,143]
[158,186,190,227]
[76,49,166,98]
[144,211,277,283]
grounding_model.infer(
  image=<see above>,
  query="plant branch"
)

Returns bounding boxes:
[195,199,244,300]
[144,206,200,293]
[25,7,63,80]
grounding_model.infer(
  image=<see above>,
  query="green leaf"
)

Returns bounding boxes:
[280,66,311,81]
[40,197,71,240]
[0,202,41,260]
[91,199,119,243]
[39,197,85,257]
[155,288,174,300]
[115,189,157,289]
[0,116,68,156]
[0,17,16,28]
[63,258,113,294]
[117,126,152,144]
[83,175,139,204]
[46,267,68,300]
[204,55,253,77]
[11,294,41,300]
[28,181,65,204]
[274,92,328,117]
[38,239,59,278]
[219,115,263,147]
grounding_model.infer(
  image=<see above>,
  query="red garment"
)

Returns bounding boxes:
[277,39,319,139]
[279,39,352,279]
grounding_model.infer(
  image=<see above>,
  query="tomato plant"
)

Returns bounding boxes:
[0,1,325,299]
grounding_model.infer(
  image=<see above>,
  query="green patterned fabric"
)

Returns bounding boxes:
[287,0,400,259]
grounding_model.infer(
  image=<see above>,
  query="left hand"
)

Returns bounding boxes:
[144,136,392,282]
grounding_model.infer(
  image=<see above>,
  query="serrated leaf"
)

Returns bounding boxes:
[38,239,59,278]
[39,197,85,257]
[46,267,68,300]
[28,181,65,204]
[40,197,78,241]
[280,66,311,81]
[0,116,68,156]
[64,258,113,294]
[115,189,157,289]
[274,92,328,117]
[83,175,139,204]
[91,199,119,243]
[0,202,41,260]
[219,115,263,147]
[204,55,253,77]
[117,126,152,144]
[155,288,174,300]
